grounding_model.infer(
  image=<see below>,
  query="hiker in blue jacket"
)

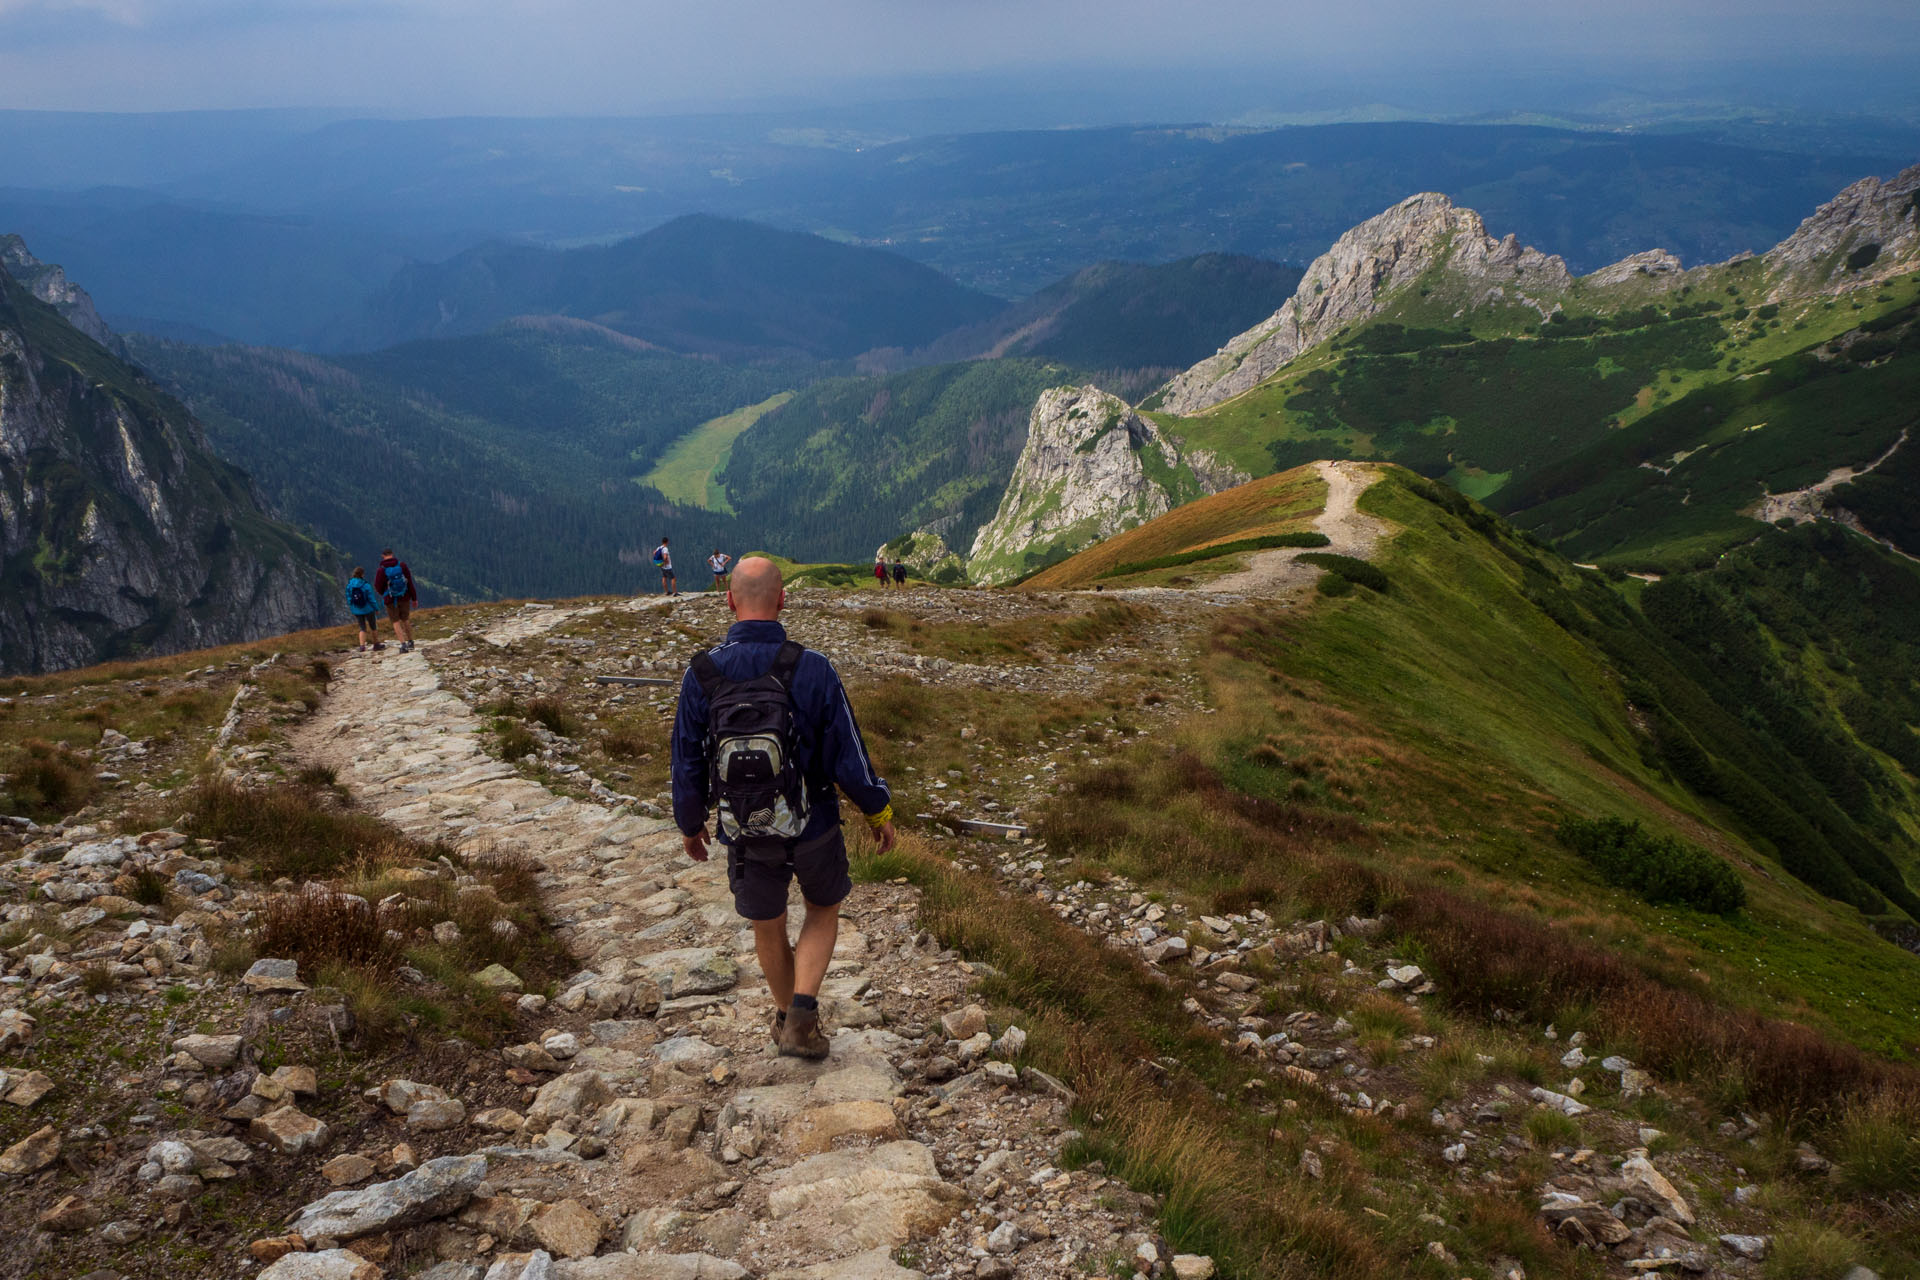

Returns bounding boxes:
[344,566,384,653]
[671,556,895,1060]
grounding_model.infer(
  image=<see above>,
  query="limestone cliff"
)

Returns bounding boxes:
[1156,194,1573,415]
[1761,162,1920,297]
[967,385,1246,586]
[0,268,338,675]
[0,235,119,352]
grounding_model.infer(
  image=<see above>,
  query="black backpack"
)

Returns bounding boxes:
[691,641,810,842]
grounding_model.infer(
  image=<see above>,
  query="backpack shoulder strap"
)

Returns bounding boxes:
[768,641,805,689]
[689,649,726,698]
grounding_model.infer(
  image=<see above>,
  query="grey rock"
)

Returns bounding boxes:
[555,1255,748,1280]
[286,1153,488,1239]
[968,385,1244,585]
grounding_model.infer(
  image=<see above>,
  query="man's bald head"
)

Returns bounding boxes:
[727,556,784,620]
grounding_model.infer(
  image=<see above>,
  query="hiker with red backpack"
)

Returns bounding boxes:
[671,557,895,1060]
[374,549,417,652]
[873,557,889,589]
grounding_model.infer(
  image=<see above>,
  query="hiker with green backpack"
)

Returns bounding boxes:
[670,556,895,1060]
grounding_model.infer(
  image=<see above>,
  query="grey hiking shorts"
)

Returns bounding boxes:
[727,826,851,921]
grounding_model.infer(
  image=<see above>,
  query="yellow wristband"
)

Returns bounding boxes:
[865,804,893,829]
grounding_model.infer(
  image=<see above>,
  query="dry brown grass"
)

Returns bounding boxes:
[0,738,99,821]
[1022,465,1328,590]
[174,777,423,880]
[256,889,402,977]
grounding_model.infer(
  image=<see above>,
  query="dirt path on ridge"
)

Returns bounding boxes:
[1207,459,1393,596]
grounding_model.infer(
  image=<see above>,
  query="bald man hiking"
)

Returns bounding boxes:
[671,556,896,1059]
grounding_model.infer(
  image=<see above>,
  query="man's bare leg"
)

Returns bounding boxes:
[791,899,840,999]
[753,900,840,1013]
[753,915,796,1011]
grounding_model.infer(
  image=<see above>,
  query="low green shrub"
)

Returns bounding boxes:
[1556,816,1746,914]
[1297,552,1390,592]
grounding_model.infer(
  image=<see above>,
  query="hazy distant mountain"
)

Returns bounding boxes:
[0,188,471,349]
[2,119,1902,349]
[919,253,1304,372]
[341,214,1004,358]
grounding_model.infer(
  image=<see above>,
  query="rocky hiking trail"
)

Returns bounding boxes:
[267,610,1197,1280]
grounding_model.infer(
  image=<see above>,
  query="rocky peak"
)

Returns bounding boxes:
[1763,162,1920,296]
[0,234,118,351]
[1157,193,1570,415]
[967,385,1246,585]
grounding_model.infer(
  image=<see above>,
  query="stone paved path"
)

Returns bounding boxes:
[291,613,1160,1280]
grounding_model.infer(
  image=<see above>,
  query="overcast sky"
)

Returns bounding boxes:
[1,0,1917,116]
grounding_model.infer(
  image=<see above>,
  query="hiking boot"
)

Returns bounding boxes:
[769,1006,786,1046]
[373,642,386,651]
[777,1004,830,1060]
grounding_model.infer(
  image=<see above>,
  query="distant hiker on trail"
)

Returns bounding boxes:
[345,566,384,653]
[874,557,889,589]
[653,536,678,597]
[671,556,895,1060]
[708,549,733,591]
[891,558,907,588]
[374,549,416,652]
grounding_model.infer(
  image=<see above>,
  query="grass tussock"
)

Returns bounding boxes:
[175,777,420,880]
[0,738,100,821]
[523,696,579,737]
[256,889,402,977]
[1829,1089,1920,1197]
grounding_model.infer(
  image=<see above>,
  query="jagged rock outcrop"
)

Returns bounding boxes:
[0,235,118,352]
[967,385,1246,586]
[1763,161,1920,296]
[1157,194,1573,415]
[1585,249,1685,288]
[0,268,339,675]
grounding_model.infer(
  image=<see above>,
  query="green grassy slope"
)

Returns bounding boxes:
[1501,294,1920,568]
[1021,465,1328,589]
[1042,466,1920,1056]
[1159,262,1920,559]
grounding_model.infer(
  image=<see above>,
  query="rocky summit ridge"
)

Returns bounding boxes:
[1159,162,1920,415]
[1156,193,1573,415]
[966,385,1245,586]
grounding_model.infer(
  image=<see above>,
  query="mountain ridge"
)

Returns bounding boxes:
[339,213,1005,358]
[1158,161,1920,415]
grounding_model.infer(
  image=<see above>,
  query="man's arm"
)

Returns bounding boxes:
[669,667,713,860]
[812,656,896,851]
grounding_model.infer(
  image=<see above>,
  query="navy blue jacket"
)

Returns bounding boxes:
[671,620,891,845]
